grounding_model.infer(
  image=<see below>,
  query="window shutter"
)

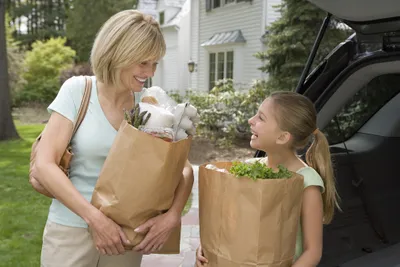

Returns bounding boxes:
[206,0,212,11]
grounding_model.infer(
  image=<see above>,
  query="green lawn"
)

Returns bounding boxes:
[0,123,48,267]
[0,123,192,266]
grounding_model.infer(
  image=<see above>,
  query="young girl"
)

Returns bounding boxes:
[196,91,340,267]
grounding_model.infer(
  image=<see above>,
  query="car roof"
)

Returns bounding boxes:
[308,0,400,22]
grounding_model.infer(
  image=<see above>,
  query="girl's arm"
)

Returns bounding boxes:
[169,160,194,215]
[292,186,324,267]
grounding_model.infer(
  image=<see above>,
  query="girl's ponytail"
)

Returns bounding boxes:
[306,129,340,224]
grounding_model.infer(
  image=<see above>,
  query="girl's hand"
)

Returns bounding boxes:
[89,210,130,256]
[196,245,209,266]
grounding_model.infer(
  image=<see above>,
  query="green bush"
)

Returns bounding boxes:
[167,90,184,103]
[184,79,271,147]
[59,63,93,84]
[8,47,25,106]
[210,79,235,94]
[17,37,76,104]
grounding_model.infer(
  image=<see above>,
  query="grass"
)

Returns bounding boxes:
[183,193,193,216]
[0,123,48,267]
[0,122,192,266]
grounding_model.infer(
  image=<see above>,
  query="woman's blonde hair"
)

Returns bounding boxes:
[269,91,340,224]
[90,10,166,87]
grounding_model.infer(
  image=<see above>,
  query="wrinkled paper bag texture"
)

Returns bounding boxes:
[91,120,192,254]
[199,162,304,266]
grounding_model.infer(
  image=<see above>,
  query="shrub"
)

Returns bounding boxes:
[59,63,93,84]
[210,79,235,94]
[167,90,184,103]
[184,79,271,147]
[17,37,76,104]
[8,47,24,106]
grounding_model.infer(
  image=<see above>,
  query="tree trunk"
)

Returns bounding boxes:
[0,0,19,141]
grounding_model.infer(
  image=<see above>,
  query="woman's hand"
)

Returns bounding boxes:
[133,210,180,254]
[89,210,130,256]
[196,245,208,266]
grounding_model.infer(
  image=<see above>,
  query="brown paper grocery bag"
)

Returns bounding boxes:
[91,120,192,254]
[199,162,304,267]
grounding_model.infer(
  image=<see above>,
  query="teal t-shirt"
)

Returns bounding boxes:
[46,76,142,228]
[294,166,325,261]
[245,158,325,261]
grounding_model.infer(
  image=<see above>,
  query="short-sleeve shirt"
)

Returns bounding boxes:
[245,158,325,261]
[294,166,325,260]
[46,76,142,228]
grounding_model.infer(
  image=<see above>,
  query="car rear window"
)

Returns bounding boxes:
[323,73,400,145]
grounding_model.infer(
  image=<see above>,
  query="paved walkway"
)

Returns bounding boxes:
[141,166,200,267]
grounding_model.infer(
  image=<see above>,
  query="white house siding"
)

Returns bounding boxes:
[195,0,264,92]
[266,0,281,26]
[177,5,192,92]
[157,1,181,23]
[156,27,179,91]
[137,0,157,17]
[140,0,192,92]
[189,0,200,90]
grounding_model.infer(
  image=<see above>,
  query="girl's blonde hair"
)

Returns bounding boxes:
[90,10,166,88]
[269,91,340,224]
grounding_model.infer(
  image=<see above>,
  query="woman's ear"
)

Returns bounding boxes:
[276,131,291,145]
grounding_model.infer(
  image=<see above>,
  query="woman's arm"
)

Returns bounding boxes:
[34,112,99,221]
[292,186,324,267]
[29,176,53,198]
[134,160,194,254]
[34,112,129,255]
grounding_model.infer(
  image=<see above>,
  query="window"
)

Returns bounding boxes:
[209,53,216,90]
[209,51,234,90]
[159,11,165,25]
[226,51,234,79]
[323,74,400,145]
[217,52,224,80]
[206,0,249,11]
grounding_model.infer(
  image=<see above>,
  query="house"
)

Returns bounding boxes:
[137,0,282,93]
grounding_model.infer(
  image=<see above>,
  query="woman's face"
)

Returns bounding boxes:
[120,60,158,92]
[248,98,284,151]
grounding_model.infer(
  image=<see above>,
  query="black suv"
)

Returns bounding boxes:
[256,0,400,266]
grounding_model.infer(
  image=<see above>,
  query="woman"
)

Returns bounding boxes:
[196,91,340,266]
[34,10,194,267]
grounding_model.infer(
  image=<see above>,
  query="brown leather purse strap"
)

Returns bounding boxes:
[69,76,92,142]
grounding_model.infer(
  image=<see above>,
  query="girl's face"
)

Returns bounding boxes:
[120,60,158,92]
[248,98,288,151]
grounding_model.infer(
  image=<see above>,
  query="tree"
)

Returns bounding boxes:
[66,0,137,62]
[0,0,19,140]
[8,0,71,48]
[6,12,23,104]
[255,0,352,91]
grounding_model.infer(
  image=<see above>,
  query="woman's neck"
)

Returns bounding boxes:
[97,81,133,107]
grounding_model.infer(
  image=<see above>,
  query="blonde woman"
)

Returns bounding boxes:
[34,10,194,267]
[196,91,340,266]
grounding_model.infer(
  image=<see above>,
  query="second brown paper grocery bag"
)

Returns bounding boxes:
[199,162,304,266]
